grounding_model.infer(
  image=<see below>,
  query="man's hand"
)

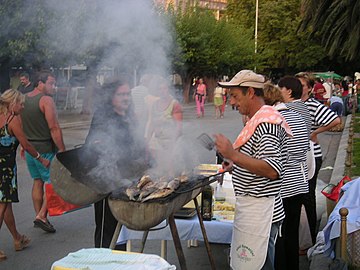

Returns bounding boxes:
[214,133,235,161]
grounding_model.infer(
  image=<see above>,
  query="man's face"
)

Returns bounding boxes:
[20,76,30,86]
[229,87,250,116]
[112,84,131,114]
[299,78,312,98]
[40,76,56,96]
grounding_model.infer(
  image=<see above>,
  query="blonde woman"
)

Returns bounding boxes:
[0,89,50,261]
[213,85,224,119]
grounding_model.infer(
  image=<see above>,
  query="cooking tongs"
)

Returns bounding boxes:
[196,133,230,165]
[174,171,225,194]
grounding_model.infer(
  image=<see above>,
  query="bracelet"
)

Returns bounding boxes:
[35,152,41,160]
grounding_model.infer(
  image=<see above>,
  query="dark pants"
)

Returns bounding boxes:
[275,194,304,270]
[303,157,322,245]
[94,198,118,248]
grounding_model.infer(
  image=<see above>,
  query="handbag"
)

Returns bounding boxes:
[45,183,88,216]
[321,175,352,202]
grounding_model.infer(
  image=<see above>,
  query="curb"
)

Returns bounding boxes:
[329,115,351,184]
[326,114,351,216]
[60,121,91,129]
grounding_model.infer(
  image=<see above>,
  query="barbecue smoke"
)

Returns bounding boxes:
[42,0,196,190]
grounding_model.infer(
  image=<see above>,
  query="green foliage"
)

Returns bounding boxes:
[172,5,254,79]
[226,0,327,72]
[0,0,49,67]
[301,0,360,61]
[352,138,360,177]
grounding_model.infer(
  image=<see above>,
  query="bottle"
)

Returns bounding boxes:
[201,184,213,221]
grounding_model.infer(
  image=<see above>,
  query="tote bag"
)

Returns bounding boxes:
[45,183,88,216]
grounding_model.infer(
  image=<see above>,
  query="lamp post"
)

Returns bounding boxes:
[254,0,259,71]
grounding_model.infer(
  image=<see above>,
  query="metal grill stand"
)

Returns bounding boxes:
[109,198,216,270]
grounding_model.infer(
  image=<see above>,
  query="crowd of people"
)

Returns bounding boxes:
[0,71,62,261]
[0,67,355,270]
[214,70,341,270]
[0,71,185,260]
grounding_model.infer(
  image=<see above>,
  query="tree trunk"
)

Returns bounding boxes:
[204,77,217,102]
[182,75,193,104]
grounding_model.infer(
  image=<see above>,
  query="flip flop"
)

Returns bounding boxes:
[33,219,56,233]
[14,235,31,251]
[0,250,7,261]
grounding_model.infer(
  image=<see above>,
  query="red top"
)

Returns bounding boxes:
[313,82,326,101]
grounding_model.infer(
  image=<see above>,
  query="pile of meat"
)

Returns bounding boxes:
[126,174,189,202]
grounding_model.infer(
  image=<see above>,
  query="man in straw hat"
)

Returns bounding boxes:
[215,70,292,270]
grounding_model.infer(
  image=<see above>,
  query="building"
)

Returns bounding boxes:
[155,0,227,20]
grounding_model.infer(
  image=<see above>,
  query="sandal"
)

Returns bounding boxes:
[14,235,31,251]
[0,250,7,261]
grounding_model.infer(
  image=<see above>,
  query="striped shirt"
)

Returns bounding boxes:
[304,98,339,158]
[278,108,309,198]
[232,122,288,223]
[285,100,312,136]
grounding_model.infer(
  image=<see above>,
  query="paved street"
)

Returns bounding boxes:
[0,103,343,269]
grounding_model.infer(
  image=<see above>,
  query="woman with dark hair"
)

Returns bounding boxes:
[84,78,148,249]
[296,72,340,247]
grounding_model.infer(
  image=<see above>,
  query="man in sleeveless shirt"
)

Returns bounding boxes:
[21,71,66,233]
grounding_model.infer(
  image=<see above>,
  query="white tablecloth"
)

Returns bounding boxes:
[51,248,176,270]
[117,216,233,245]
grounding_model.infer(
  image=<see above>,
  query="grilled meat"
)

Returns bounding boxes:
[175,174,189,183]
[126,185,141,201]
[141,188,174,202]
[155,181,169,189]
[167,179,180,190]
[139,186,158,200]
[137,175,152,189]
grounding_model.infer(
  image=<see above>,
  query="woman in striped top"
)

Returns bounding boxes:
[264,82,310,270]
[296,72,341,245]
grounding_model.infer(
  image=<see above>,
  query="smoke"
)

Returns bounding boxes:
[45,0,172,76]
[41,0,202,191]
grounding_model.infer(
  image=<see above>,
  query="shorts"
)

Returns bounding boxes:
[25,152,56,183]
[214,96,223,106]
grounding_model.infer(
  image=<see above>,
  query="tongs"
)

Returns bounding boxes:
[174,171,225,194]
[196,133,230,165]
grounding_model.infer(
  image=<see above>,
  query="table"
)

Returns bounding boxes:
[118,215,233,245]
[117,173,235,246]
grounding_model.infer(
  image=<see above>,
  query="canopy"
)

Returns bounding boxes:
[312,72,343,80]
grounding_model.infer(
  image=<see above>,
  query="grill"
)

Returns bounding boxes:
[50,150,107,206]
[108,177,204,231]
[50,147,220,270]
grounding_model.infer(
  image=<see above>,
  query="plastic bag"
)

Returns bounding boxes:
[321,176,352,202]
[45,183,88,216]
[306,140,316,180]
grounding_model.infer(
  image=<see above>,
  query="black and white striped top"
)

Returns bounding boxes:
[232,122,288,223]
[278,107,309,198]
[304,98,339,158]
[285,100,312,136]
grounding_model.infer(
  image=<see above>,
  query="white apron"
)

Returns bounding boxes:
[230,195,275,270]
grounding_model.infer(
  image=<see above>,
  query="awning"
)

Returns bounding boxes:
[312,72,343,80]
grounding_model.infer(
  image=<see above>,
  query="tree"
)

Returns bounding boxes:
[226,0,327,73]
[300,0,360,61]
[171,5,254,102]
[0,0,52,91]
